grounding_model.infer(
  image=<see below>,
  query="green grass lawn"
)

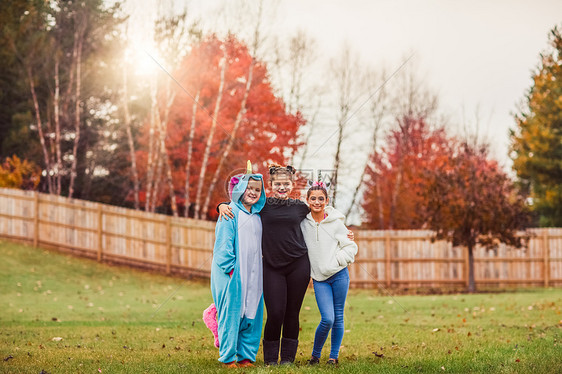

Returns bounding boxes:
[0,239,561,374]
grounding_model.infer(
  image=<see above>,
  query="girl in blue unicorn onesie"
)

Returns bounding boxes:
[210,168,266,368]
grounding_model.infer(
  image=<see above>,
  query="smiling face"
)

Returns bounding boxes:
[307,189,328,214]
[270,174,293,199]
[241,179,262,208]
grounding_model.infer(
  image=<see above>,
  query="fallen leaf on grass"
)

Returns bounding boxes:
[4,355,13,361]
[516,359,520,363]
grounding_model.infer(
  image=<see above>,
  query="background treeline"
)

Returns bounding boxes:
[0,0,560,231]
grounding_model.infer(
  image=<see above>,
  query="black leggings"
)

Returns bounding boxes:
[263,254,311,341]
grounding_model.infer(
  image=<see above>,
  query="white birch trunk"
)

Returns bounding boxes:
[159,81,178,216]
[54,57,62,195]
[68,24,85,199]
[26,66,53,193]
[184,89,200,217]
[122,62,140,210]
[193,53,227,219]
[201,60,255,218]
[145,77,158,212]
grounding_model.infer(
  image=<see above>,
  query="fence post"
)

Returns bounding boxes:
[166,216,172,275]
[543,231,550,287]
[97,204,103,262]
[463,246,469,288]
[33,192,39,247]
[385,232,391,287]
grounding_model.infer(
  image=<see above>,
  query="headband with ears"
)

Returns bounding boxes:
[269,164,296,175]
[306,170,331,190]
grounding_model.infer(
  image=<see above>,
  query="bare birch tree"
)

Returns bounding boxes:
[155,79,178,215]
[329,44,364,208]
[200,0,266,218]
[193,49,228,219]
[345,70,389,222]
[26,65,53,193]
[184,89,200,217]
[145,76,158,212]
[282,30,323,167]
[68,17,87,199]
[53,55,62,195]
[121,53,140,210]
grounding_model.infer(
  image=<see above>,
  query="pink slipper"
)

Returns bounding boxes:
[203,303,219,348]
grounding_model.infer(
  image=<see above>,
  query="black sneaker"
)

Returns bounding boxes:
[308,357,320,366]
[327,358,339,366]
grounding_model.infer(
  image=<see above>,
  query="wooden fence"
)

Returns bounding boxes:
[1,187,561,289]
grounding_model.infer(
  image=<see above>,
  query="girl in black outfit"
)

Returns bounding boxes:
[219,165,353,365]
[219,165,309,365]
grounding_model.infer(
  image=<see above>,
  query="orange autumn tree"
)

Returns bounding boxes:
[135,34,304,219]
[418,143,530,292]
[361,116,453,229]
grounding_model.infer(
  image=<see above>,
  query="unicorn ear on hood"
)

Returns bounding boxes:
[227,160,254,198]
[228,175,242,199]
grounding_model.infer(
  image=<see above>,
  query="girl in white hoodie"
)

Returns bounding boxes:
[300,183,358,366]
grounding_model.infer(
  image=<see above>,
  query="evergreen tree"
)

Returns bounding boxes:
[511,25,562,226]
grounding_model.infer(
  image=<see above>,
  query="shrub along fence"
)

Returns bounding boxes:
[1,187,561,289]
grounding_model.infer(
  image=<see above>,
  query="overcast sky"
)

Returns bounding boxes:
[270,1,561,167]
[125,0,562,221]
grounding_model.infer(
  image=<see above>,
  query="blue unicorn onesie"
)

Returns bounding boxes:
[210,172,266,363]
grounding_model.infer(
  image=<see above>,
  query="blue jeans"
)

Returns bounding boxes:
[311,267,350,360]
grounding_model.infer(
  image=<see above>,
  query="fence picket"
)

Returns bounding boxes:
[1,188,561,288]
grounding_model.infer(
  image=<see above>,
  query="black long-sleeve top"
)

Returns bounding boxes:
[260,197,310,268]
[218,197,310,268]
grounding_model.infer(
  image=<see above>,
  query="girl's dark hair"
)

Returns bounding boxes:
[268,164,295,180]
[307,185,328,198]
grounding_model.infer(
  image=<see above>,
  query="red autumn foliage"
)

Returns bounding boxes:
[135,35,304,218]
[361,116,453,229]
[362,115,530,291]
[419,142,530,292]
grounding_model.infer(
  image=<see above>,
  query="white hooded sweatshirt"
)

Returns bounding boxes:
[300,206,358,281]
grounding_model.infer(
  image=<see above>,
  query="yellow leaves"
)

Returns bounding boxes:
[0,155,40,190]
